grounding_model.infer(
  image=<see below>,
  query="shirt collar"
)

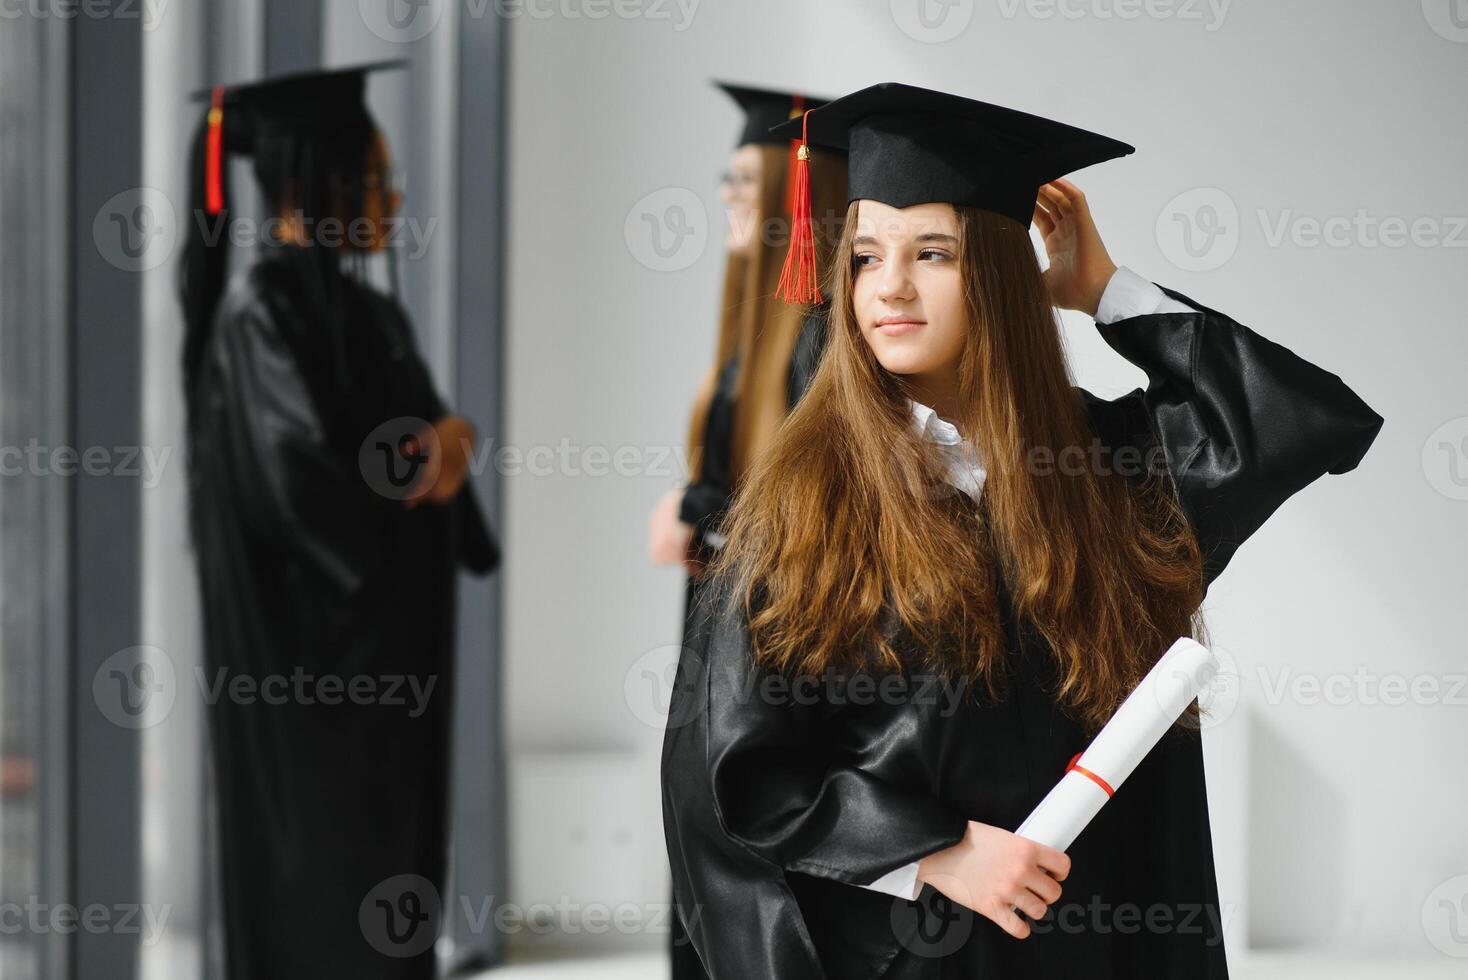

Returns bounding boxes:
[908,399,964,446]
[908,399,987,500]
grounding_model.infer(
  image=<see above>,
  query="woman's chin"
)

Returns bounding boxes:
[871,348,938,378]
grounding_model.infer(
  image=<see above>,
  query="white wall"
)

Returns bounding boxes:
[503,0,1468,959]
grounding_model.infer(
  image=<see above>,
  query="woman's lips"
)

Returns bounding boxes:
[874,315,926,336]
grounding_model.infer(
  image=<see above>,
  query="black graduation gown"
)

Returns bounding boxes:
[190,248,498,979]
[678,306,831,549]
[669,307,831,979]
[661,284,1382,980]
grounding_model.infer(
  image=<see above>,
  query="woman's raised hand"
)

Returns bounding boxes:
[1032,178,1118,318]
[915,820,1070,940]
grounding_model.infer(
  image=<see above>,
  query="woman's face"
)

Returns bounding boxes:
[359,129,400,252]
[721,144,763,255]
[850,200,968,383]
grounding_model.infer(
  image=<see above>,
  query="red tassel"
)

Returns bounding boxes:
[205,86,225,216]
[776,109,822,306]
[782,95,805,217]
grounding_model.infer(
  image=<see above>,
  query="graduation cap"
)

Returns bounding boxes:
[713,80,829,148]
[767,81,1135,303]
[192,60,406,215]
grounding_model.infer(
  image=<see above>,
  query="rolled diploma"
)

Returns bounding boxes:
[1013,636,1218,853]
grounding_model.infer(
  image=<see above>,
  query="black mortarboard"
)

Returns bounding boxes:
[714,80,829,148]
[191,60,405,163]
[768,81,1134,228]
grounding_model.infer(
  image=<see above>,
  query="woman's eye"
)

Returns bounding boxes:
[853,253,879,268]
[918,249,952,262]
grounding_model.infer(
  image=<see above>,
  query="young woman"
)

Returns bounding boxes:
[648,81,844,579]
[662,82,1383,979]
[180,63,497,979]
[648,80,847,980]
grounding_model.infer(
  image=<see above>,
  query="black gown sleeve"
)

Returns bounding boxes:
[199,289,391,600]
[662,576,968,979]
[678,354,740,546]
[1090,282,1384,589]
[365,289,500,576]
[787,305,830,408]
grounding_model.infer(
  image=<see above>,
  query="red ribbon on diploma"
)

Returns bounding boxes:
[1066,751,1115,798]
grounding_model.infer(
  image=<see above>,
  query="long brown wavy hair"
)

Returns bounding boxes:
[686,144,848,484]
[714,202,1209,736]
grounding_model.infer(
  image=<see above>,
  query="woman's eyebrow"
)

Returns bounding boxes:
[852,232,959,246]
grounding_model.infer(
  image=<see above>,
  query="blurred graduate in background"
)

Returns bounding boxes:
[178,61,498,979]
[646,80,847,980]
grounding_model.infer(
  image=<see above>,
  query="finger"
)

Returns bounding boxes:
[1022,869,1062,905]
[1031,202,1055,237]
[1035,846,1071,882]
[991,903,1032,940]
[1052,177,1088,210]
[1034,191,1060,222]
[1008,898,1048,925]
[1038,182,1074,219]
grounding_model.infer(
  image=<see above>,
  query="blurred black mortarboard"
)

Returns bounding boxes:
[714,80,829,148]
[768,81,1134,303]
[192,60,405,212]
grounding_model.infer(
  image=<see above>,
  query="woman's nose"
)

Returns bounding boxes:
[877,260,915,303]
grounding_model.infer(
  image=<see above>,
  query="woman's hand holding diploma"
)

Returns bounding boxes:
[915,820,1071,940]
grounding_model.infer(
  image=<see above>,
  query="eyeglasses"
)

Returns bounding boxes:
[362,167,407,197]
[719,171,759,193]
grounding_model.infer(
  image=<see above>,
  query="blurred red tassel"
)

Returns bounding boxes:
[776,109,821,305]
[205,86,225,216]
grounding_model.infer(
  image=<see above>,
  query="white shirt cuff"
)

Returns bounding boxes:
[1094,265,1196,324]
[859,861,921,901]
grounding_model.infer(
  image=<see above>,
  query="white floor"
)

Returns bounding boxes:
[478,950,1468,979]
[483,951,666,979]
